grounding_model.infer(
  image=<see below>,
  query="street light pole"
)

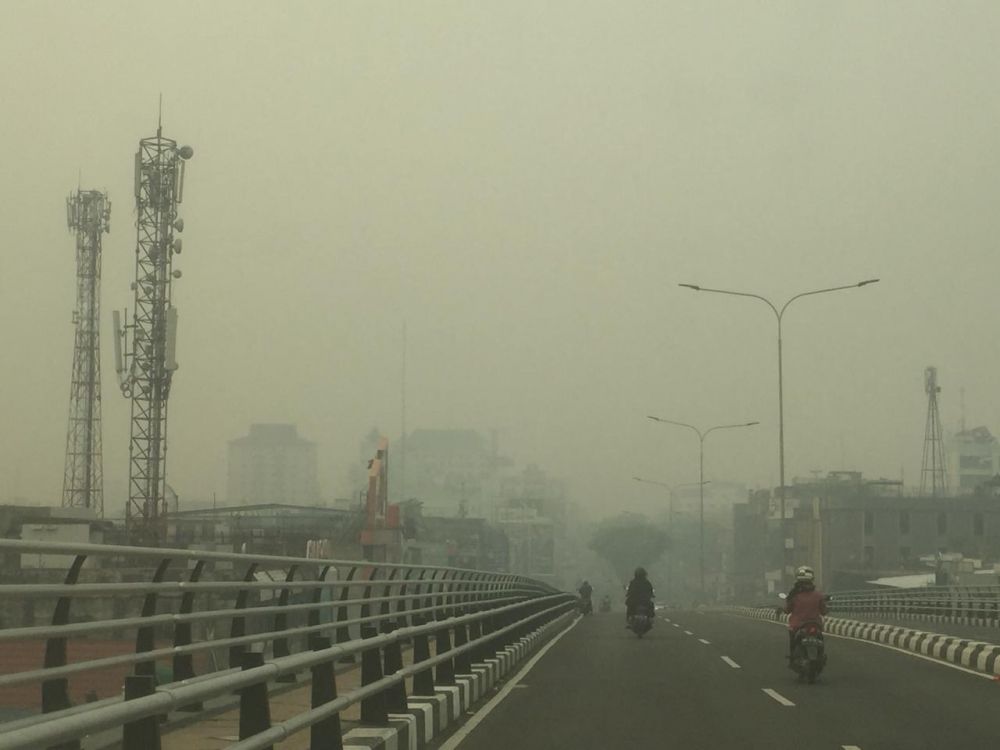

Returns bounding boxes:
[678,279,879,587]
[645,418,759,601]
[632,476,708,602]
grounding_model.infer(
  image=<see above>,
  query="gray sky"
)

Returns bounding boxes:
[2,2,999,517]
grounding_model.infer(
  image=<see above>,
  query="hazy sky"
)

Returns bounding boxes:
[3,2,999,517]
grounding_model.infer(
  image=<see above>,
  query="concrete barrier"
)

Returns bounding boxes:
[341,611,575,749]
[726,606,1000,678]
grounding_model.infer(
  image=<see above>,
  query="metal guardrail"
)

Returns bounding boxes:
[0,539,575,750]
[827,585,1000,623]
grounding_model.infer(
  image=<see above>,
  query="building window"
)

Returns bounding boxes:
[937,513,948,536]
[864,546,875,568]
[864,512,874,535]
[899,511,910,535]
[974,513,985,537]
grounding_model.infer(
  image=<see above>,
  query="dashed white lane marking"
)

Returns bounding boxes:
[672,623,680,628]
[683,630,694,635]
[698,638,711,645]
[842,746,862,749]
[721,656,741,669]
[762,688,795,707]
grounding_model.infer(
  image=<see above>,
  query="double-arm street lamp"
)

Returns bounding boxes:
[646,417,759,600]
[632,476,709,602]
[678,280,879,585]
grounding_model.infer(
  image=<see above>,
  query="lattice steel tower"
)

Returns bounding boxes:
[920,366,948,497]
[62,190,110,516]
[114,122,192,545]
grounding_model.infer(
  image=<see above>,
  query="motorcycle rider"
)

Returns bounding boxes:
[625,567,654,626]
[578,580,593,613]
[784,565,828,663]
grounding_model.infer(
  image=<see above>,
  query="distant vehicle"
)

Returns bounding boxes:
[598,595,611,613]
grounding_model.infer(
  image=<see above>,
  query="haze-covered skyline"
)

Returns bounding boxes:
[2,2,999,516]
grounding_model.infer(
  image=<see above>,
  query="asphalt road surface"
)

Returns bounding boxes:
[437,610,1000,750]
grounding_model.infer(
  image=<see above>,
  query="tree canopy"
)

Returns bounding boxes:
[589,512,669,582]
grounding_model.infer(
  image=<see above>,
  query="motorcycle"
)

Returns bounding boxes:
[790,620,826,683]
[778,592,827,683]
[627,600,654,637]
[578,596,593,615]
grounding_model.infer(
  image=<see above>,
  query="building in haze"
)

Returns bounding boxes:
[227,424,319,505]
[947,426,1000,495]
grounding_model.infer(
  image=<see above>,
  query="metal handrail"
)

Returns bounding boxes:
[0,593,575,749]
[0,537,557,731]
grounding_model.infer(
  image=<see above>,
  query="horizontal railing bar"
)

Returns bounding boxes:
[0,587,534,641]
[0,595,573,749]
[228,602,575,750]
[0,539,535,581]
[0,594,536,688]
[0,578,534,598]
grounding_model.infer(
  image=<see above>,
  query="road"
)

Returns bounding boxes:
[438,610,1000,750]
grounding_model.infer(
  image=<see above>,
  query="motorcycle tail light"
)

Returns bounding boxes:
[806,624,818,635]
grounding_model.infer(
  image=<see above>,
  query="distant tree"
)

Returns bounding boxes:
[589,513,669,583]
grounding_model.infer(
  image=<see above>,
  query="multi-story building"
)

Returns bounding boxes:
[732,471,1000,601]
[948,426,1000,495]
[227,424,319,505]
[390,429,510,516]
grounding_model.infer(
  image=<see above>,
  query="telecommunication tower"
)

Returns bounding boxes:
[113,121,193,545]
[920,366,948,497]
[62,190,110,516]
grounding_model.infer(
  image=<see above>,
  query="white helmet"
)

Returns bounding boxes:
[795,566,815,582]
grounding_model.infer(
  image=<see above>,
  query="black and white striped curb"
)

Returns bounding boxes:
[728,606,1000,677]
[341,612,576,749]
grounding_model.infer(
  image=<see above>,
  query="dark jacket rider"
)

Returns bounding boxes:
[625,567,654,622]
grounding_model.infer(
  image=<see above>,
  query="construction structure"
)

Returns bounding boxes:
[61,190,111,516]
[113,121,193,545]
[920,366,948,497]
[360,437,403,562]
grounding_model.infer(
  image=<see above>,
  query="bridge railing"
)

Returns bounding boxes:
[827,585,1000,624]
[0,539,575,750]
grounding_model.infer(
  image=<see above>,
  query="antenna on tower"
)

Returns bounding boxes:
[118,121,194,546]
[920,366,948,497]
[399,321,407,503]
[62,189,110,517]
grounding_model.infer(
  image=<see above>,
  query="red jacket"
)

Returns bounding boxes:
[784,588,827,631]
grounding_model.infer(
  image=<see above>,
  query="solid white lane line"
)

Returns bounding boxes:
[684,630,693,635]
[698,638,711,645]
[721,656,741,669]
[823,631,992,680]
[438,616,580,750]
[762,688,795,707]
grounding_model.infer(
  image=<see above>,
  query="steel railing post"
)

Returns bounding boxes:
[359,625,387,725]
[308,637,343,750]
[435,623,455,686]
[411,615,435,695]
[237,651,272,748]
[380,620,407,713]
[121,675,161,750]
